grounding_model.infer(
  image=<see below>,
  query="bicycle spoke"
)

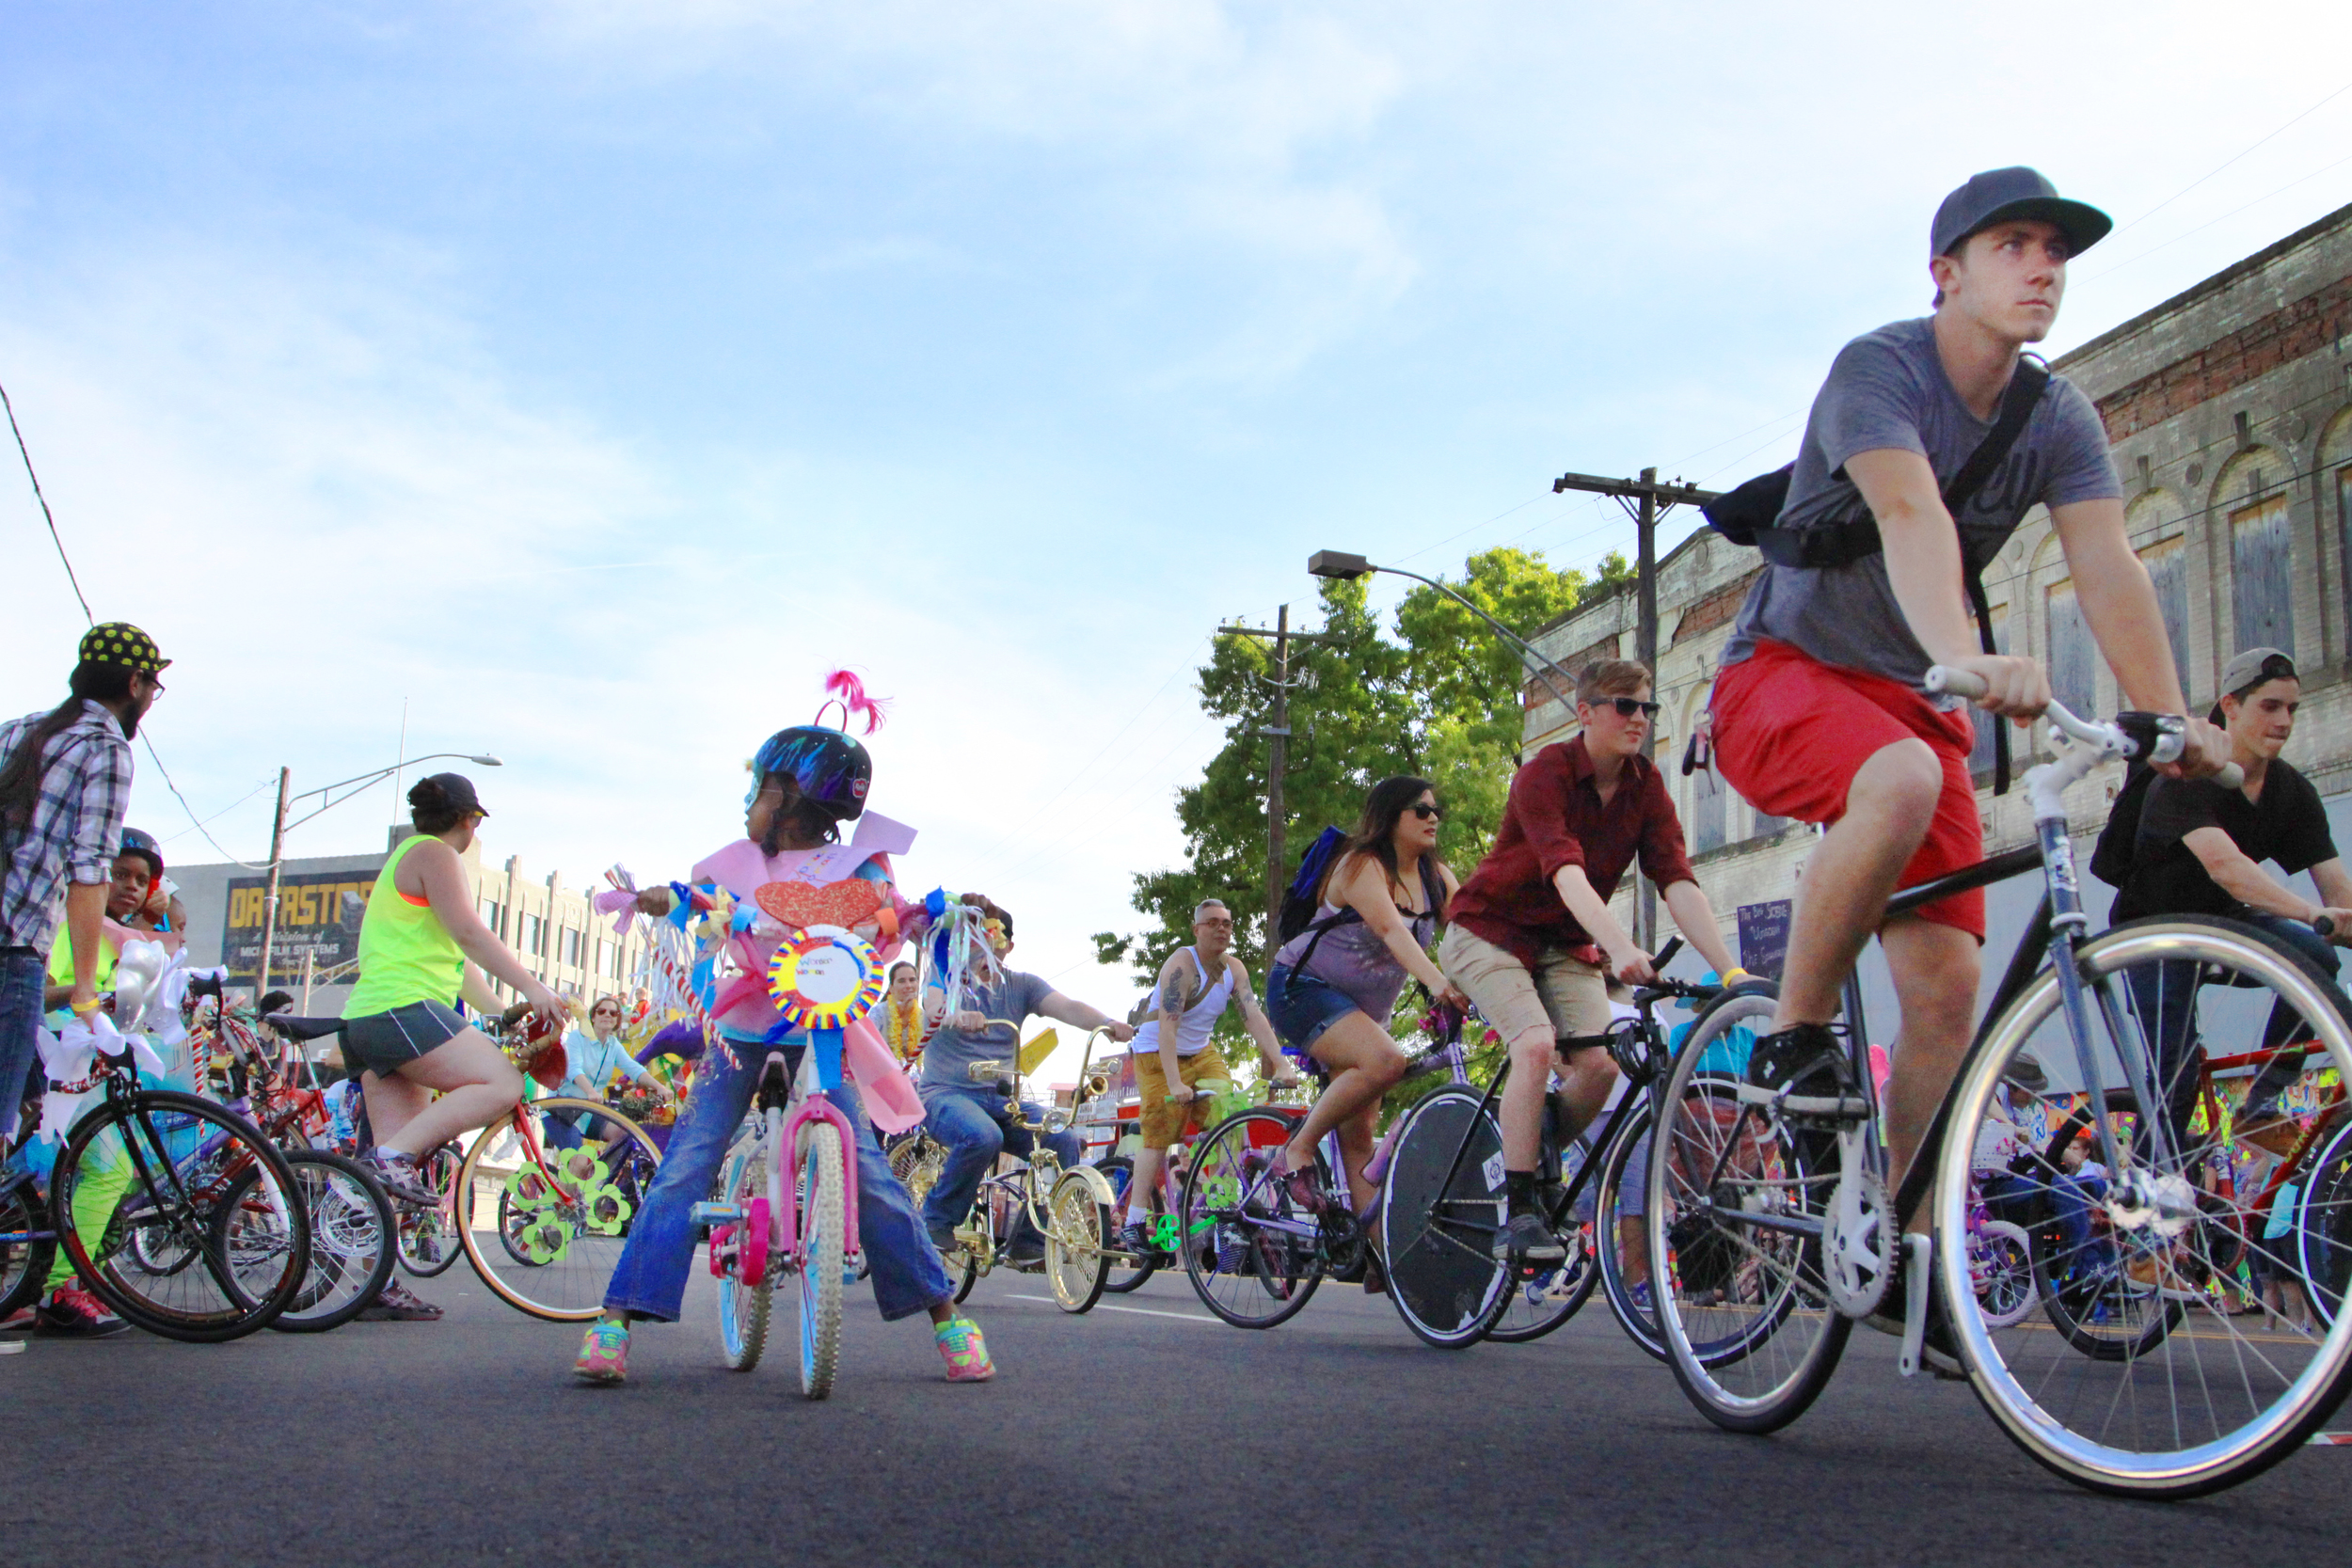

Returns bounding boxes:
[1942,921,2352,1496]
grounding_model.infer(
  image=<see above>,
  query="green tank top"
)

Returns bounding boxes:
[342,833,466,1018]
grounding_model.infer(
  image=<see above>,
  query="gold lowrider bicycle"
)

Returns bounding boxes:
[887,1024,1120,1313]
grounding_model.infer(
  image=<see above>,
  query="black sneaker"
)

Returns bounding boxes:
[1116,1219,1154,1256]
[1005,1238,1046,1269]
[1745,1023,1857,1102]
[1499,1210,1566,1263]
[34,1286,130,1338]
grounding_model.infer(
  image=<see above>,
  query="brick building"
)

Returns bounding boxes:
[1520,200,2352,1016]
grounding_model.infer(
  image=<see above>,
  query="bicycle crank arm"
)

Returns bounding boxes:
[1693,1203,1824,1241]
[1897,1233,1933,1379]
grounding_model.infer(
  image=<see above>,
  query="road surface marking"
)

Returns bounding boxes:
[1007,1294,1221,1324]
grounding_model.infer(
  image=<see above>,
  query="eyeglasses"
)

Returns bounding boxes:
[1408,803,1445,821]
[592,1006,620,1017]
[1598,697,1661,719]
[1198,916,1234,929]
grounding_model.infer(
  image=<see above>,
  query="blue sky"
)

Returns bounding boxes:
[5,1,2350,1027]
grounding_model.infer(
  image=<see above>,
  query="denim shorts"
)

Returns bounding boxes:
[341,1000,468,1075]
[1265,964,1361,1054]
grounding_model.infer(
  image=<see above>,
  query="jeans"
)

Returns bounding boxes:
[602,1037,953,1323]
[2128,910,2338,1141]
[2049,1172,2116,1279]
[0,951,45,1148]
[919,1085,1084,1240]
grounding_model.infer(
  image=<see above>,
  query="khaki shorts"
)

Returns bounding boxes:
[1437,924,1614,1048]
[1134,1050,1221,1149]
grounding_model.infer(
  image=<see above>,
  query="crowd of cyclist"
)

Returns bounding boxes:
[7,166,2351,1433]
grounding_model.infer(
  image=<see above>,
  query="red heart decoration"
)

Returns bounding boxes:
[755,879,884,931]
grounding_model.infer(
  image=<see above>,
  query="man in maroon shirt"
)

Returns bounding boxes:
[1438,658,1742,1259]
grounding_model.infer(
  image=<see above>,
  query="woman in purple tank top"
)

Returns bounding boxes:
[1264,777,1470,1252]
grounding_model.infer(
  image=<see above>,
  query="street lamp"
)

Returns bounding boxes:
[255,752,503,996]
[1306,550,1581,713]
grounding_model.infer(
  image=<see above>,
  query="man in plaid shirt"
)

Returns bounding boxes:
[0,624,167,1152]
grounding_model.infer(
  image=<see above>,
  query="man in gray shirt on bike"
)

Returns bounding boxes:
[1708,168,2225,1251]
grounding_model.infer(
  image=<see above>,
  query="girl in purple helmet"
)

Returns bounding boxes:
[574,674,992,1385]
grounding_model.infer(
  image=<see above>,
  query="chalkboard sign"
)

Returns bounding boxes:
[1738,899,1792,980]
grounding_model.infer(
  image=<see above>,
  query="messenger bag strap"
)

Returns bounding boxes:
[1950,356,2049,796]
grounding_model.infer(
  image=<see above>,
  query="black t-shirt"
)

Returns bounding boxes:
[2111,758,2336,921]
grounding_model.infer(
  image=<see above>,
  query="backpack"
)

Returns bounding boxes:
[1276,827,1350,947]
[1277,826,1443,974]
[2090,759,2156,888]
[1700,358,2051,793]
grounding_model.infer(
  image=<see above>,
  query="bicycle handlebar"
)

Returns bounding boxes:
[1923,667,2243,791]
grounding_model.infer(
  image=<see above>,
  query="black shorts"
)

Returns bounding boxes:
[341,1000,469,1075]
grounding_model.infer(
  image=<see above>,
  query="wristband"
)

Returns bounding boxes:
[70,996,103,1016]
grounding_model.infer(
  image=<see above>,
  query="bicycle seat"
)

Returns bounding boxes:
[263,1014,347,1043]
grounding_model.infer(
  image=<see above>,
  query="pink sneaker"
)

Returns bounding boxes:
[573,1319,628,1384]
[934,1316,995,1382]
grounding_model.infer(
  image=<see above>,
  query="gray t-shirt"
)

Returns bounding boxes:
[1723,317,2121,688]
[918,969,1055,1090]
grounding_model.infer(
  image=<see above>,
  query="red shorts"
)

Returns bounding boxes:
[1710,638,1985,939]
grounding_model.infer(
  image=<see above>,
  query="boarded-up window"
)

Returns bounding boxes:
[2232,492,2293,654]
[1691,751,1725,853]
[2047,581,2093,718]
[2339,467,2352,656]
[2138,536,2190,689]
[1969,603,2011,775]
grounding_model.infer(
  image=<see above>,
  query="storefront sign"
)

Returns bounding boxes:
[224,870,377,983]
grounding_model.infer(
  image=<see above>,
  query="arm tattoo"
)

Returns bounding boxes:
[1158,956,1198,1020]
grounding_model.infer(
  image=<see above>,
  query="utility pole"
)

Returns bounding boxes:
[1549,467,1719,947]
[1216,605,1335,946]
[256,767,291,998]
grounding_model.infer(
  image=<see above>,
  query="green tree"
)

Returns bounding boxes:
[1095,547,1598,1064]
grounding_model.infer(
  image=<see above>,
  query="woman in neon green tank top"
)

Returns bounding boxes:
[340,772,564,1206]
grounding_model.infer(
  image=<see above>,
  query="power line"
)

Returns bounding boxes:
[5,370,267,866]
[2080,151,2352,285]
[1,377,94,624]
[2103,77,2352,247]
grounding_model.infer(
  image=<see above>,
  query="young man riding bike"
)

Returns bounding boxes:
[1438,661,1740,1260]
[1708,167,2225,1257]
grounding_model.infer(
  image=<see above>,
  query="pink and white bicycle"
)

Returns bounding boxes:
[693,1047,865,1400]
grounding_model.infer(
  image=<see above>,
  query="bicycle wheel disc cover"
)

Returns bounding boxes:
[1383,1090,1506,1339]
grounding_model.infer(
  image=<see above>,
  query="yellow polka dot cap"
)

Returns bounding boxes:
[77,622,170,674]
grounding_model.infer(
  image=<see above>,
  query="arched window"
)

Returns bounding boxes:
[1690,745,1725,854]
[2214,447,2295,656]
[2322,406,2352,648]
[2046,578,2094,717]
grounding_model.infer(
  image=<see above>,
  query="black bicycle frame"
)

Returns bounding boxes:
[1414,990,1694,1262]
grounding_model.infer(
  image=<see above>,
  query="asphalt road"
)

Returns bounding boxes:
[9,1258,2352,1568]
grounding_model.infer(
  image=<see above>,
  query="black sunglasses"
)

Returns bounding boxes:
[1408,803,1446,821]
[1598,697,1661,719]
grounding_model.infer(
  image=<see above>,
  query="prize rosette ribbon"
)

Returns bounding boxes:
[765,924,884,1090]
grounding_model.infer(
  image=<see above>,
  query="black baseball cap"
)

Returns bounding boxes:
[1931,166,2112,259]
[417,771,488,817]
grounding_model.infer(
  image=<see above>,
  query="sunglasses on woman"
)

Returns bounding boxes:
[1599,697,1661,719]
[1408,803,1446,821]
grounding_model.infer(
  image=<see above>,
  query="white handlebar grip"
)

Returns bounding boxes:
[1923,665,1985,700]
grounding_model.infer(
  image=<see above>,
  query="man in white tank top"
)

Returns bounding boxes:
[1120,899,1298,1252]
